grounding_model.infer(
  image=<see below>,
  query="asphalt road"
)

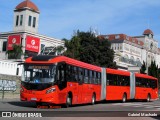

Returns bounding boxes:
[0,99,160,120]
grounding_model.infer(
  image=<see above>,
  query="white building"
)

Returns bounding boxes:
[0,0,64,76]
[100,29,160,71]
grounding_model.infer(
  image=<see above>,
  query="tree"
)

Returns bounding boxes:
[55,45,65,55]
[148,61,159,79]
[140,61,146,74]
[64,30,117,68]
[6,44,23,59]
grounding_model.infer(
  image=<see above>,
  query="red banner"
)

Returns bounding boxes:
[26,35,40,52]
[7,35,21,50]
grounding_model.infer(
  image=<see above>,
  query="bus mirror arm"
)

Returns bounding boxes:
[16,67,19,76]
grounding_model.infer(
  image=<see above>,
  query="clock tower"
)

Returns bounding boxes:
[13,0,40,33]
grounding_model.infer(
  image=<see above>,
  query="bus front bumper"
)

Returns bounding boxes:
[20,92,60,104]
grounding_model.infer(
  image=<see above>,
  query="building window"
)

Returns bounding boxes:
[105,36,109,39]
[2,41,7,51]
[20,15,23,26]
[16,15,19,26]
[33,17,36,28]
[28,16,32,26]
[115,35,120,39]
[40,44,45,54]
[120,44,122,50]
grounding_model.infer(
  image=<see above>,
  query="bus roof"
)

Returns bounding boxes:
[106,68,130,76]
[25,55,101,72]
[25,55,157,80]
[135,73,157,80]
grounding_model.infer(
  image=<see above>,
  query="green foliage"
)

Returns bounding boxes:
[64,30,117,68]
[148,61,160,89]
[148,61,159,79]
[55,45,65,55]
[6,44,23,59]
[140,61,146,74]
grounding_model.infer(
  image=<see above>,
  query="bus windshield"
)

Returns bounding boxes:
[22,64,56,84]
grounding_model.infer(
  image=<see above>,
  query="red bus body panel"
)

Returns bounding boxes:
[135,73,158,100]
[22,56,101,105]
[106,68,130,100]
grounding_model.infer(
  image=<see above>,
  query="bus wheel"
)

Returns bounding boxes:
[91,94,96,105]
[147,94,151,102]
[65,94,72,108]
[122,94,127,103]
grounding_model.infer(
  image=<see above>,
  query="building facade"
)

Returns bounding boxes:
[0,0,64,76]
[100,29,160,71]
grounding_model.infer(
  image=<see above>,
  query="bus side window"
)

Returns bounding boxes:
[120,75,124,86]
[57,64,65,82]
[66,65,71,81]
[84,69,89,83]
[123,76,129,86]
[136,77,140,87]
[96,72,99,84]
[78,67,83,84]
[117,75,121,86]
[91,71,95,84]
[97,72,101,84]
[93,71,97,84]
[107,74,111,85]
[121,76,125,86]
[108,74,114,85]
[151,80,157,89]
[141,78,146,88]
[146,79,150,88]
[73,66,78,82]
[89,70,92,84]
[113,75,117,86]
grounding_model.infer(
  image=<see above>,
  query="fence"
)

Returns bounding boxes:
[0,75,21,99]
[0,60,23,76]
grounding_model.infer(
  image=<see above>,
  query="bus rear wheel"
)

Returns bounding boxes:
[65,94,72,108]
[91,94,96,105]
[146,94,151,102]
[122,94,127,103]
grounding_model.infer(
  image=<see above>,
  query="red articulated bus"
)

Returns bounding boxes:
[105,68,158,102]
[20,55,158,107]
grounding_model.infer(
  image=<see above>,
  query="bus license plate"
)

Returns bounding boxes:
[31,98,37,101]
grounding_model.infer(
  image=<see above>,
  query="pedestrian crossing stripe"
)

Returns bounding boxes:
[111,102,160,110]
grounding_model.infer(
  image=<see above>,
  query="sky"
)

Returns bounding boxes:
[1,0,160,44]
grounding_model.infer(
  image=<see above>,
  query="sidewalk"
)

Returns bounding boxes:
[0,92,20,100]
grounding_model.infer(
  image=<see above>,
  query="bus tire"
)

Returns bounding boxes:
[146,94,151,102]
[91,93,96,105]
[122,93,127,103]
[65,93,72,108]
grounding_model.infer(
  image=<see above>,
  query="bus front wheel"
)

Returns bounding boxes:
[122,94,127,103]
[146,94,151,102]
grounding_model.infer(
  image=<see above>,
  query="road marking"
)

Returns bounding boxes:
[111,102,160,110]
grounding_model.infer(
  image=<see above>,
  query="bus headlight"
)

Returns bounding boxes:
[46,87,56,94]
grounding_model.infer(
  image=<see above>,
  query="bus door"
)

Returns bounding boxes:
[82,69,91,103]
[77,76,84,103]
[57,63,67,103]
[77,67,84,104]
